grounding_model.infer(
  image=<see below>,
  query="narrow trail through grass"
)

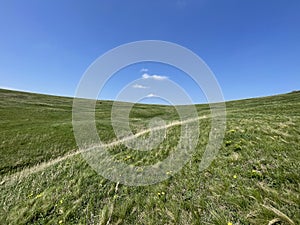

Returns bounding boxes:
[2,115,208,186]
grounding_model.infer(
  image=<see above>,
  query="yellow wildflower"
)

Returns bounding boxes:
[166,170,173,175]
[36,193,43,198]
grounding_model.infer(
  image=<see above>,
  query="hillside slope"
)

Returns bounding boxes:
[0,88,299,224]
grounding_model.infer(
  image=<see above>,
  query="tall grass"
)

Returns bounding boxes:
[0,89,299,224]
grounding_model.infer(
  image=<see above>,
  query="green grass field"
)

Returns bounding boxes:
[0,88,299,224]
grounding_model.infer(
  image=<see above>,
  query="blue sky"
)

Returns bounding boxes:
[0,0,299,104]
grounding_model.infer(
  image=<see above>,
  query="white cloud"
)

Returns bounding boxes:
[140,68,149,73]
[132,84,148,89]
[142,73,168,81]
[146,93,159,98]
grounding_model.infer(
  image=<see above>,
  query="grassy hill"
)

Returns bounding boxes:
[0,88,299,224]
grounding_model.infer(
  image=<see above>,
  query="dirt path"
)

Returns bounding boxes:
[1,115,207,186]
